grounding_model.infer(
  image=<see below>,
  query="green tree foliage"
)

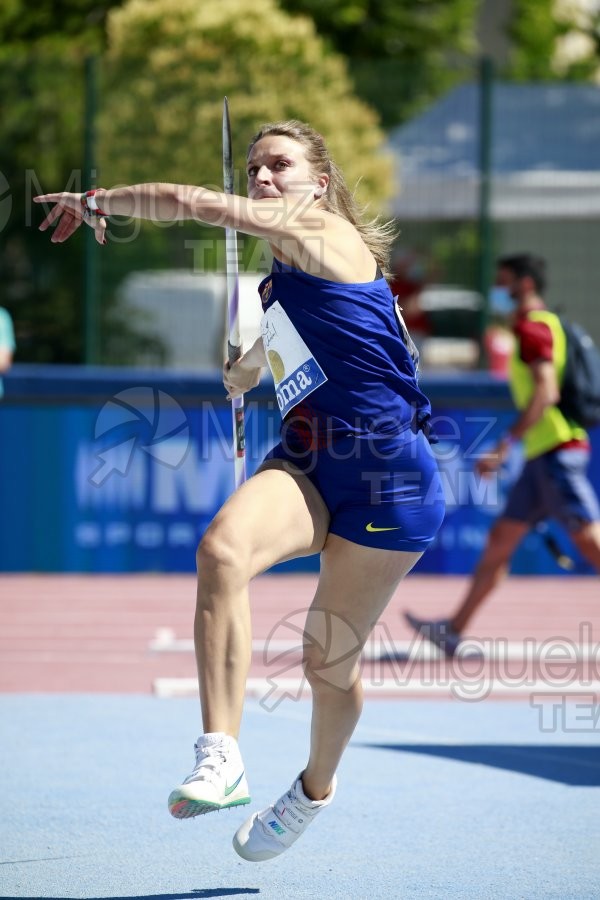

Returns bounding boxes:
[0,46,87,362]
[0,0,121,45]
[0,42,164,365]
[277,0,480,127]
[4,0,392,363]
[99,0,393,209]
[507,0,600,81]
[0,1,120,363]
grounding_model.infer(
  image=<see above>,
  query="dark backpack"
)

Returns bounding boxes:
[558,317,600,429]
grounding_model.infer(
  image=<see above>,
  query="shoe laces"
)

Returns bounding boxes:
[184,743,228,785]
[261,782,314,838]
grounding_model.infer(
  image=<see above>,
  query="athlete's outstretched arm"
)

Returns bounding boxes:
[35,182,372,281]
[35,183,321,243]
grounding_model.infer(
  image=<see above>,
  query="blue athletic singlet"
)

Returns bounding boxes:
[258,260,445,552]
[259,260,432,443]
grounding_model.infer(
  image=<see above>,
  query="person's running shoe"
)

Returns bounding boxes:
[233,772,336,861]
[168,732,250,819]
[404,611,462,657]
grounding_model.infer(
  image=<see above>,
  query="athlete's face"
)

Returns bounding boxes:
[246,136,328,201]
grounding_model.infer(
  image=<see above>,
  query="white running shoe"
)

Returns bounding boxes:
[168,732,250,819]
[233,772,336,862]
[404,611,462,657]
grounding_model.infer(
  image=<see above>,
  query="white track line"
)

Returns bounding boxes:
[152,676,600,700]
[149,629,600,663]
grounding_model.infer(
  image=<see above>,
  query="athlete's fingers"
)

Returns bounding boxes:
[33,193,64,204]
[94,215,108,245]
[51,209,82,243]
[35,192,82,221]
[38,204,65,232]
[49,210,70,242]
[50,218,71,243]
[223,362,242,399]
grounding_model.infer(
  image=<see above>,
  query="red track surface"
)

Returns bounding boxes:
[0,573,598,694]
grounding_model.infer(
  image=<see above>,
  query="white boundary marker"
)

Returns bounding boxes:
[152,676,600,700]
[149,628,600,663]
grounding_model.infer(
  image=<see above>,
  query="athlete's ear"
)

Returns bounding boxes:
[314,174,329,199]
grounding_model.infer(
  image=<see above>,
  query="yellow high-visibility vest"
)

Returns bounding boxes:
[509,310,587,459]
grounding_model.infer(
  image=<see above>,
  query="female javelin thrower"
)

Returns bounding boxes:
[35,120,445,862]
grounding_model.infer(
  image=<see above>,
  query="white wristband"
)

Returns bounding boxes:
[81,190,107,218]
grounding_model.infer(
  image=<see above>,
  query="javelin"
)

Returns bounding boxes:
[222,97,246,489]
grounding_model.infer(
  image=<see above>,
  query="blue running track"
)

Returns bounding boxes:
[1,695,599,899]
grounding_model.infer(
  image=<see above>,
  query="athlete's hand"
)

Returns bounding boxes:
[475,437,511,477]
[34,192,107,245]
[223,356,262,400]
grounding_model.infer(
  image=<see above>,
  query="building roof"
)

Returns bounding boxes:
[388,82,600,219]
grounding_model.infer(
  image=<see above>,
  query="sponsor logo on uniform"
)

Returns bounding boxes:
[274,363,323,415]
[261,278,273,306]
[365,523,402,532]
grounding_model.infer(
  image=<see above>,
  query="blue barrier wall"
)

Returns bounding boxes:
[1,364,598,574]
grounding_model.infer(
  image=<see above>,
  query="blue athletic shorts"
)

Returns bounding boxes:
[503,446,600,532]
[263,428,445,551]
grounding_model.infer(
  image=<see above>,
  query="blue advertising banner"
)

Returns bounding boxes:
[416,406,598,576]
[1,366,598,574]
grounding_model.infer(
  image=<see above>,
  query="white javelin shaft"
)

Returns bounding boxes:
[223,97,246,489]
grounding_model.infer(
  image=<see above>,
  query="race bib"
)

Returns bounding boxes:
[260,301,327,417]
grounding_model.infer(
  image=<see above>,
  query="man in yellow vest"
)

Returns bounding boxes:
[405,253,600,655]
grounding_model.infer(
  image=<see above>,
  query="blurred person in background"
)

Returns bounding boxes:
[0,305,15,398]
[405,252,600,655]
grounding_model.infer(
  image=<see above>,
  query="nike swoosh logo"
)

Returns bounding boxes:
[365,523,402,532]
[224,771,245,796]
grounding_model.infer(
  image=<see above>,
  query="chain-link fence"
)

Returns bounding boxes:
[3,51,600,370]
[389,69,600,369]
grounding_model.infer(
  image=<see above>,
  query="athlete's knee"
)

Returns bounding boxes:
[196,518,250,586]
[304,663,362,698]
[302,645,361,694]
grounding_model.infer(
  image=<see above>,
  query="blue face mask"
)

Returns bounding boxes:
[489,286,513,315]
